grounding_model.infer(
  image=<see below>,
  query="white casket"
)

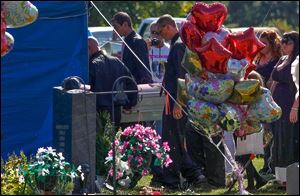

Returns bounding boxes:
[121,83,165,123]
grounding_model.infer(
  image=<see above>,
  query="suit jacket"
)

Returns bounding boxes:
[122,31,152,84]
[163,33,186,110]
[89,51,138,110]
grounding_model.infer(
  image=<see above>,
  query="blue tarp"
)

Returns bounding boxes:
[1,1,89,158]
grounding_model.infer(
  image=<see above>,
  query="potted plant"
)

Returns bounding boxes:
[105,124,172,188]
[19,147,84,195]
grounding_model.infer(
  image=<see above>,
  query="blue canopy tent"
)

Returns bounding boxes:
[1,1,89,159]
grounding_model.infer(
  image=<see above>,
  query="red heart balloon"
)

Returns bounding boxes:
[191,2,228,32]
[196,38,232,74]
[179,20,204,52]
[1,10,8,56]
[227,27,266,61]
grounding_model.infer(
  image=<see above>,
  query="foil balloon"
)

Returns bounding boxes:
[187,100,220,127]
[181,47,203,76]
[227,27,265,61]
[191,2,227,32]
[187,100,220,135]
[177,78,189,107]
[179,20,204,52]
[247,87,282,123]
[202,28,230,47]
[1,32,14,57]
[226,58,249,81]
[3,1,38,28]
[196,38,232,74]
[218,103,241,132]
[227,79,262,105]
[1,9,8,56]
[244,63,257,79]
[187,78,234,104]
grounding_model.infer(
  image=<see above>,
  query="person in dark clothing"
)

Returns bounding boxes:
[269,31,299,186]
[152,14,206,190]
[88,37,137,126]
[253,30,282,175]
[111,12,152,84]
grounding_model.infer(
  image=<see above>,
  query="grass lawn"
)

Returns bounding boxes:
[101,157,286,195]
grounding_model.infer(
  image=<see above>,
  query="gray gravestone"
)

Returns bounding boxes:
[53,87,96,193]
[287,162,299,195]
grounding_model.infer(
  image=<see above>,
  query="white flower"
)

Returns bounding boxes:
[77,165,82,173]
[37,147,47,154]
[118,176,131,187]
[46,147,56,156]
[80,173,85,181]
[19,175,25,183]
[38,160,45,166]
[70,171,77,179]
[57,152,65,161]
[38,168,49,176]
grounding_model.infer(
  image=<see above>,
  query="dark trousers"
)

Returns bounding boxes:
[236,154,264,188]
[159,110,203,186]
[186,125,226,187]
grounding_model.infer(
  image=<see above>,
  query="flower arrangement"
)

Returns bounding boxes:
[19,147,84,194]
[105,124,172,188]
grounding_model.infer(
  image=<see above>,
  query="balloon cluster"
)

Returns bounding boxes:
[178,2,282,137]
[1,1,38,57]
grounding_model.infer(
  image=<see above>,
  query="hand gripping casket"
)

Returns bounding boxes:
[121,83,165,123]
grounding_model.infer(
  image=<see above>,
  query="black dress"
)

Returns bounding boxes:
[270,56,299,168]
[255,57,279,85]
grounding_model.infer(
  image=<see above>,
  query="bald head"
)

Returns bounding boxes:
[88,37,100,57]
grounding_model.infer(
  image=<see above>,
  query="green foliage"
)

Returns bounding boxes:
[267,18,298,33]
[96,111,113,176]
[1,152,35,195]
[88,1,298,33]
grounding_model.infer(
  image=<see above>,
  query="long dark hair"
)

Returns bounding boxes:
[282,31,299,63]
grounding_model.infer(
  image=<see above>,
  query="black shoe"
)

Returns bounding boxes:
[190,174,207,186]
[256,179,268,190]
[246,186,256,192]
[150,175,164,187]
[150,179,163,187]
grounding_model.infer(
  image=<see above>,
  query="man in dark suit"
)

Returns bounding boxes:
[154,14,206,189]
[111,12,152,84]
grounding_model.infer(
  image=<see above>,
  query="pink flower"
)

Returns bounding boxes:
[108,168,113,176]
[116,171,123,180]
[108,149,113,157]
[131,146,136,153]
[122,127,133,136]
[164,154,173,167]
[128,155,133,162]
[156,153,162,159]
[137,143,143,151]
[142,169,149,176]
[162,142,171,152]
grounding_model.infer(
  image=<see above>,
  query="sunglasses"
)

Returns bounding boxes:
[281,37,293,45]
